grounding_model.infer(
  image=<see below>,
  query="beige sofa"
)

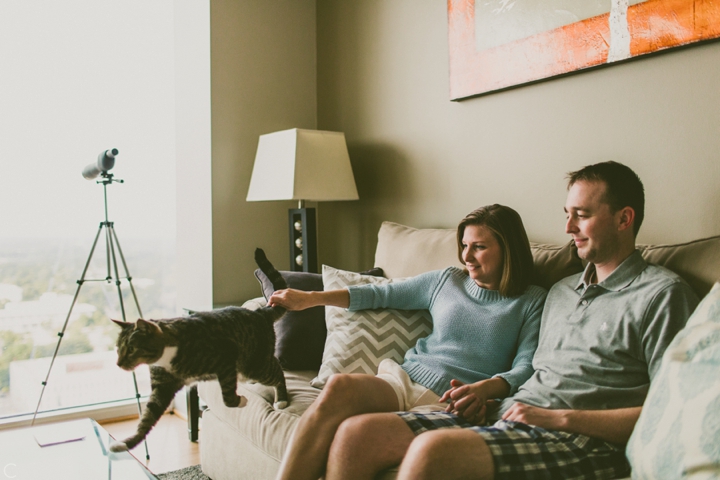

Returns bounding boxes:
[198,221,720,480]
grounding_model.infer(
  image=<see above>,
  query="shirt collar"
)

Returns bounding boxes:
[575,250,647,293]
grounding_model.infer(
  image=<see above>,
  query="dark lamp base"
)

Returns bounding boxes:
[288,207,317,273]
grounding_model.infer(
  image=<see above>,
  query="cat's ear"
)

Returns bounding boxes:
[111,319,131,329]
[135,318,161,334]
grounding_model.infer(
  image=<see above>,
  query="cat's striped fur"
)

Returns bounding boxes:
[109,248,288,452]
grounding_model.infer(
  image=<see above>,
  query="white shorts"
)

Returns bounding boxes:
[375,359,448,413]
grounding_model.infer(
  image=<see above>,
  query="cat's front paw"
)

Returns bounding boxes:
[273,400,288,410]
[110,441,129,452]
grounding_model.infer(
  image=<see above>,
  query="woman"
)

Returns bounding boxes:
[269,204,547,480]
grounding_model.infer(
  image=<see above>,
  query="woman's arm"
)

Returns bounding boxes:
[268,288,349,311]
[493,290,546,394]
[348,269,446,312]
[269,269,445,312]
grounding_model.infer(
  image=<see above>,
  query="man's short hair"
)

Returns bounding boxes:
[567,161,645,236]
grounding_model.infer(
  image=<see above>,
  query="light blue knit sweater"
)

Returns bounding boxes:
[348,267,547,396]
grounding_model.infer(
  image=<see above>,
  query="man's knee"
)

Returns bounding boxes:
[401,429,494,480]
[406,430,453,464]
[333,415,366,449]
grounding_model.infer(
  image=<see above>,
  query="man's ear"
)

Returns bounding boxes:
[616,206,636,232]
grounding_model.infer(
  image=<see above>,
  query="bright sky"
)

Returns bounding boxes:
[0,0,176,241]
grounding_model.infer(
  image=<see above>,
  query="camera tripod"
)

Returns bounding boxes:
[31,171,149,460]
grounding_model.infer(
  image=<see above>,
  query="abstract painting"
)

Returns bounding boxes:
[448,0,720,100]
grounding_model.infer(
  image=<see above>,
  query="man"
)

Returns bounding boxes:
[322,161,699,480]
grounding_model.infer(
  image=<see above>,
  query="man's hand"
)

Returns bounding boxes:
[501,402,569,431]
[501,402,642,444]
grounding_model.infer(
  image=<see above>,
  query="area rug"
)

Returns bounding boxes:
[157,465,210,480]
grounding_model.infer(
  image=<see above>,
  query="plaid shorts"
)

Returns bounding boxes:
[398,411,630,480]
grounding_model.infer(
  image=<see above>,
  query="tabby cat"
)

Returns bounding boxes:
[109,248,288,452]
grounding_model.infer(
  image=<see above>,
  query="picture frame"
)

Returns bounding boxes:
[448,0,720,100]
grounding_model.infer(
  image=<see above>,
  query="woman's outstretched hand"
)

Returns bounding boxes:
[268,289,314,311]
[268,288,350,311]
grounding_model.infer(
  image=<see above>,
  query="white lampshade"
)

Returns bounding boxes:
[246,128,359,202]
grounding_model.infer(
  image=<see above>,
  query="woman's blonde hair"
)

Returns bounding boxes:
[456,204,534,297]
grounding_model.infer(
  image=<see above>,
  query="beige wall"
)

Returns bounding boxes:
[315,1,720,273]
[210,0,317,304]
[207,1,720,301]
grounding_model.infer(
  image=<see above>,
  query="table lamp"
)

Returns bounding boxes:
[246,128,359,272]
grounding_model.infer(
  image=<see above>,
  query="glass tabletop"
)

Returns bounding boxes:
[0,418,157,479]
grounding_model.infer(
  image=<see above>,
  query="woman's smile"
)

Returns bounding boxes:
[461,224,503,290]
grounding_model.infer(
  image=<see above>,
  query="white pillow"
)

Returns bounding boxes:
[626,282,720,479]
[310,265,433,388]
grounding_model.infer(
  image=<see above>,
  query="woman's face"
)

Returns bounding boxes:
[461,224,504,290]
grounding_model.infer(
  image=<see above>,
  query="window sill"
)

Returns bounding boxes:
[0,398,149,431]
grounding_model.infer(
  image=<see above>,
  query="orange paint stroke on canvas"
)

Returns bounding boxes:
[449,0,720,99]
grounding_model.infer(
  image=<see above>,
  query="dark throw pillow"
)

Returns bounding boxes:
[254,267,384,371]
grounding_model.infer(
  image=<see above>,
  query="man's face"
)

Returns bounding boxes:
[564,180,623,266]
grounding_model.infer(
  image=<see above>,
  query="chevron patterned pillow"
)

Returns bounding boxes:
[310,265,433,388]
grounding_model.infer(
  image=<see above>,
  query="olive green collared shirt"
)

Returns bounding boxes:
[503,250,699,413]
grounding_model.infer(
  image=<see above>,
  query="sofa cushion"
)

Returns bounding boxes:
[254,268,385,371]
[374,221,584,289]
[374,222,720,296]
[638,236,720,298]
[528,241,584,290]
[197,369,319,462]
[626,282,720,478]
[374,221,462,278]
[310,265,433,389]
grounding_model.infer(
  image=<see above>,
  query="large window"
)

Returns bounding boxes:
[0,1,176,420]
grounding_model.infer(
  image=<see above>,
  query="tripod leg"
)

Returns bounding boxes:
[109,226,144,318]
[107,224,127,321]
[104,222,113,282]
[108,224,150,460]
[31,223,104,426]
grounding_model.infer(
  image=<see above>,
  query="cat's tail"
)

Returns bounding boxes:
[255,248,288,318]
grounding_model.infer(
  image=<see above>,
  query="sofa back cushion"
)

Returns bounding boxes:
[638,236,720,299]
[374,222,461,279]
[374,221,720,296]
[374,221,584,290]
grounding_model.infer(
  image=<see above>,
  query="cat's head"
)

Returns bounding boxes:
[113,319,165,371]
